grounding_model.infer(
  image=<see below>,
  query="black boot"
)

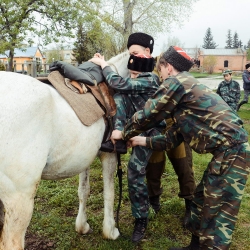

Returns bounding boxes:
[183,199,192,228]
[169,234,200,250]
[100,139,127,154]
[131,217,148,243]
[149,195,161,213]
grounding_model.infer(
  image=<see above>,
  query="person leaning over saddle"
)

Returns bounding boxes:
[237,63,250,111]
[90,33,196,243]
[90,33,166,243]
[216,69,240,112]
[111,46,250,250]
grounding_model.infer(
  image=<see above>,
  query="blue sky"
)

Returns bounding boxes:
[153,0,249,56]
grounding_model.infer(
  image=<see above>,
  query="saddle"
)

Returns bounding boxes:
[37,70,116,144]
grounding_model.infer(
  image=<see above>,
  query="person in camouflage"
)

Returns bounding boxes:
[111,46,250,250]
[90,34,166,243]
[216,69,240,112]
[237,63,250,111]
[91,34,195,243]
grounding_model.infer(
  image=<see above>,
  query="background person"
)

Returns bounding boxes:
[216,69,240,112]
[237,63,250,111]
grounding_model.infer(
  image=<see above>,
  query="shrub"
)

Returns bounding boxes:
[0,61,5,71]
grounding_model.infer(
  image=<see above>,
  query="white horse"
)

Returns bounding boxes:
[0,51,130,250]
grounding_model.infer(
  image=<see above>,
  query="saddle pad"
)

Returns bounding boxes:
[48,71,105,126]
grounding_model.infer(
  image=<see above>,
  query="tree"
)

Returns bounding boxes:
[73,21,91,64]
[246,39,250,49]
[233,32,239,48]
[161,36,185,52]
[247,48,250,61]
[0,61,5,71]
[238,40,243,48]
[73,16,122,63]
[203,55,217,74]
[202,28,218,49]
[77,0,198,52]
[0,0,78,71]
[225,29,233,49]
[46,48,64,64]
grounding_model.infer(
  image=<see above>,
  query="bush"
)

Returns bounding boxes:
[0,61,5,71]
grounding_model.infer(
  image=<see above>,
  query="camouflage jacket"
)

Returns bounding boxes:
[216,79,240,111]
[122,71,248,154]
[102,66,160,111]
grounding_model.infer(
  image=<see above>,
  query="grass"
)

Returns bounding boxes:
[189,71,223,78]
[26,96,250,250]
[189,72,243,80]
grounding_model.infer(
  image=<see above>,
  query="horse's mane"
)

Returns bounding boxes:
[107,51,130,78]
[107,50,129,64]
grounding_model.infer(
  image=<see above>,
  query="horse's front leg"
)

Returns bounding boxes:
[75,168,92,234]
[99,152,119,240]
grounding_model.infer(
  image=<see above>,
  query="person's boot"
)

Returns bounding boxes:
[149,195,161,213]
[169,234,200,250]
[100,139,127,154]
[131,217,148,243]
[183,199,192,228]
[237,101,247,111]
[237,103,241,111]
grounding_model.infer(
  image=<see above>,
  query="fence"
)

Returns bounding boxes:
[4,61,78,77]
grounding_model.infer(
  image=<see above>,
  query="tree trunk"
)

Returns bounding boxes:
[7,49,14,72]
[122,0,134,50]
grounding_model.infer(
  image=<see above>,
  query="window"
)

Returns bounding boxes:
[224,60,228,67]
[64,53,70,60]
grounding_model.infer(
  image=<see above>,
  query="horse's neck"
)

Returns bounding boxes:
[107,51,130,78]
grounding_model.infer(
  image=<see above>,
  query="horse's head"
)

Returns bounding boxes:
[107,51,130,78]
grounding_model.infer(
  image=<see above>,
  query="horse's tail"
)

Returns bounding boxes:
[0,199,4,236]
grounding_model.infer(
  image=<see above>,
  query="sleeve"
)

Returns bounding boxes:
[122,78,186,140]
[145,125,184,151]
[102,66,159,94]
[216,83,221,96]
[235,82,241,103]
[242,73,250,84]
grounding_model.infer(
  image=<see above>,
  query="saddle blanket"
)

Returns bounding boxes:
[48,71,105,126]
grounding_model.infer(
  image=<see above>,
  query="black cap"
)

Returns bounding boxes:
[127,55,155,72]
[127,32,154,53]
[163,46,193,72]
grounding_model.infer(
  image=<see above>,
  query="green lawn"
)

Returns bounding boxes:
[26,99,250,250]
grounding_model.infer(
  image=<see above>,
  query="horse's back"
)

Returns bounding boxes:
[0,72,105,180]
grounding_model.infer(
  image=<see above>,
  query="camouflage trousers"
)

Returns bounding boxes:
[187,142,250,250]
[113,93,165,217]
[114,94,195,217]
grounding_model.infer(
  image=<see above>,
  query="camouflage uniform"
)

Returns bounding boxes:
[216,79,240,112]
[102,66,165,218]
[122,71,250,249]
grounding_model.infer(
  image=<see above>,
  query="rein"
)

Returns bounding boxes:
[115,153,123,233]
[115,153,129,239]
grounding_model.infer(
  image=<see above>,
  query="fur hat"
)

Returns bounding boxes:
[246,63,250,69]
[222,69,232,75]
[127,54,155,72]
[127,32,154,53]
[163,46,193,72]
